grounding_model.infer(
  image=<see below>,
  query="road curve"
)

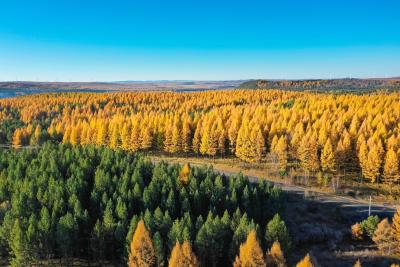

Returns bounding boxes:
[152,157,398,220]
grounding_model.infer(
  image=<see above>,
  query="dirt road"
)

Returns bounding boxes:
[151,157,398,221]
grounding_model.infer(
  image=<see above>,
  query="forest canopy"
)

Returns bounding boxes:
[0,89,399,185]
[0,143,285,266]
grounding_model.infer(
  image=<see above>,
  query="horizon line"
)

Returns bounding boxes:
[1,76,400,83]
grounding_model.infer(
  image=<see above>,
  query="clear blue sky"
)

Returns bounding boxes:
[1,0,400,81]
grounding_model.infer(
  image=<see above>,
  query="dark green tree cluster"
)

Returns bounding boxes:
[0,143,286,266]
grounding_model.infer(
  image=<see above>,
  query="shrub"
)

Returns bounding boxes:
[360,215,380,239]
[351,223,363,241]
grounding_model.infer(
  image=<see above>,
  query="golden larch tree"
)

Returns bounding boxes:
[179,163,191,185]
[70,125,81,146]
[128,220,156,267]
[140,125,153,150]
[353,259,361,267]
[168,241,199,267]
[275,136,288,173]
[266,241,286,267]
[130,122,141,152]
[295,253,317,267]
[120,123,131,150]
[321,139,336,173]
[351,223,363,241]
[192,119,203,154]
[392,208,400,254]
[12,129,24,148]
[364,144,382,183]
[373,218,395,254]
[31,125,42,145]
[109,124,120,149]
[358,141,368,179]
[181,119,192,153]
[235,122,250,162]
[171,119,182,153]
[233,230,266,267]
[383,148,399,184]
[298,134,319,173]
[228,116,241,154]
[96,122,108,146]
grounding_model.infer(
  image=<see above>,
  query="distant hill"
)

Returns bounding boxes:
[238,78,400,92]
[0,80,244,91]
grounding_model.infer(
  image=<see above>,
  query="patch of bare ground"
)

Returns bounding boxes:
[149,153,400,266]
[283,193,400,266]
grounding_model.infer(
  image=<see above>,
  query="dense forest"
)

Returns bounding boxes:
[0,90,399,186]
[0,143,286,266]
[0,90,400,266]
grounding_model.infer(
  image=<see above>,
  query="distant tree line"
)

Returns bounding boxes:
[239,78,400,92]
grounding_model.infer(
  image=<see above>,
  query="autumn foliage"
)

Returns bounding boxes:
[233,230,266,267]
[129,220,156,267]
[393,208,400,254]
[1,90,399,184]
[295,253,317,267]
[168,241,199,267]
[266,241,286,267]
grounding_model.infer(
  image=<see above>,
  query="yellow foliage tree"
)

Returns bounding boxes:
[233,230,266,267]
[392,208,400,254]
[358,141,368,179]
[275,136,288,173]
[168,241,199,267]
[130,122,141,152]
[171,119,182,153]
[179,163,191,185]
[252,125,265,163]
[373,218,395,254]
[109,124,120,149]
[181,119,192,153]
[353,259,361,267]
[31,124,42,145]
[70,126,81,146]
[121,123,131,150]
[266,241,286,267]
[192,120,202,154]
[321,139,336,173]
[295,253,317,267]
[298,134,319,173]
[96,122,108,146]
[128,220,156,267]
[351,223,363,241]
[364,144,382,183]
[140,126,153,150]
[12,129,24,148]
[383,148,399,184]
[235,122,250,162]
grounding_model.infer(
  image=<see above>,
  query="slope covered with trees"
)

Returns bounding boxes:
[239,78,400,92]
[0,143,285,265]
[1,90,399,186]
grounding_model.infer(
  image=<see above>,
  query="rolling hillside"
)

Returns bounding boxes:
[239,78,400,92]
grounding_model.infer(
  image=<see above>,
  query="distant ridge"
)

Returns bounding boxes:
[238,78,400,92]
[0,80,245,91]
